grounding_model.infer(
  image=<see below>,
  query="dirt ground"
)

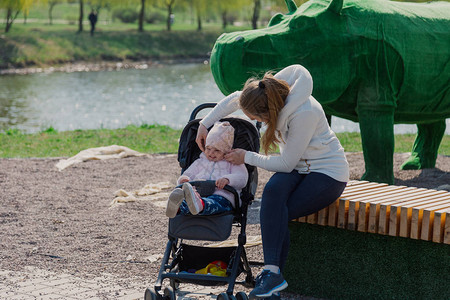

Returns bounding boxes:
[0,152,449,294]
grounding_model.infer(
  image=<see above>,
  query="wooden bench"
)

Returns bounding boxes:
[294,180,450,244]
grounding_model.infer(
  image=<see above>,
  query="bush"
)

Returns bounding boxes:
[112,8,138,24]
[64,14,77,25]
[146,11,165,24]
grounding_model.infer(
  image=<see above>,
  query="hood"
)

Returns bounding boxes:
[275,65,314,132]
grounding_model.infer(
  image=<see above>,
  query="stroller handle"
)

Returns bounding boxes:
[189,103,217,122]
[189,102,262,131]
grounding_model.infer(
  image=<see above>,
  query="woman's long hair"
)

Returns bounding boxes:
[239,72,290,154]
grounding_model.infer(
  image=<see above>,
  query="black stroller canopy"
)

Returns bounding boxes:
[178,117,260,173]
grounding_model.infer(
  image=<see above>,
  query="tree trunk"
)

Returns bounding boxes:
[222,11,227,29]
[78,0,84,33]
[252,0,261,29]
[166,4,173,31]
[138,0,145,32]
[5,8,20,33]
[5,9,12,33]
[197,15,202,31]
[49,3,56,25]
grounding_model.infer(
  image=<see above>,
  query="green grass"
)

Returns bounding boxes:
[0,125,181,158]
[339,132,450,154]
[0,126,448,158]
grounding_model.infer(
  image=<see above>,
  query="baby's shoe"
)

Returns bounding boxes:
[166,188,184,218]
[182,182,204,215]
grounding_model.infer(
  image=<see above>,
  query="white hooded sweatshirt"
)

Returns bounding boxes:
[200,64,349,183]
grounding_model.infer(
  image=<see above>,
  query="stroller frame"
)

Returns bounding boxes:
[145,103,261,300]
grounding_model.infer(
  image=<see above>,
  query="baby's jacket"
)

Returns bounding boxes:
[177,153,248,208]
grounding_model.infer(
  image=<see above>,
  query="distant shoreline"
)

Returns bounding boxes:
[0,57,210,75]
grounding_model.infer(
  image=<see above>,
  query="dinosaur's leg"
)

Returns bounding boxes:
[401,120,446,170]
[357,107,395,184]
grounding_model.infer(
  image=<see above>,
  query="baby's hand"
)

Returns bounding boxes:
[216,178,230,189]
[178,175,190,184]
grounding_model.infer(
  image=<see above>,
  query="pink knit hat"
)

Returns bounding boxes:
[205,121,235,153]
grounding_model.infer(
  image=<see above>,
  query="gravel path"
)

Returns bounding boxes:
[0,152,448,297]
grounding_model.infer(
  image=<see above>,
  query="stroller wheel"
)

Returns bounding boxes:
[235,291,249,300]
[217,292,229,300]
[144,287,160,300]
[164,286,176,300]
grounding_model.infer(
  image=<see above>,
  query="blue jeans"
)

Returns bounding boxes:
[260,171,346,271]
[179,194,233,215]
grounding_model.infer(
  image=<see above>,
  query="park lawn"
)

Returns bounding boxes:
[0,125,181,158]
[0,126,449,158]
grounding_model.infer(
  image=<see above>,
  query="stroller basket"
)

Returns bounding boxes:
[174,244,244,286]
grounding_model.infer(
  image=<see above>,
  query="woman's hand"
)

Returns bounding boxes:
[225,149,247,165]
[216,178,230,189]
[196,123,208,152]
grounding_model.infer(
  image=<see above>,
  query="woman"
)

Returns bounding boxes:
[196,65,349,299]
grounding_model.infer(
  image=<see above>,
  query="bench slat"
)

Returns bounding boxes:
[433,208,450,243]
[421,203,450,241]
[398,195,450,238]
[337,198,349,229]
[444,212,450,245]
[292,181,450,244]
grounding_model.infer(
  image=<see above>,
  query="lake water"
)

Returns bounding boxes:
[0,63,449,134]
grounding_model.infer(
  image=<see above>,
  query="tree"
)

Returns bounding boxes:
[215,0,246,30]
[164,0,176,31]
[0,0,34,32]
[191,0,207,31]
[136,0,144,31]
[251,0,261,29]
[77,0,84,32]
[47,0,63,25]
[112,0,148,32]
[38,0,65,25]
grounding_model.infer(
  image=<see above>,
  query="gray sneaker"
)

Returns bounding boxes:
[166,188,184,218]
[249,270,288,299]
[182,182,203,215]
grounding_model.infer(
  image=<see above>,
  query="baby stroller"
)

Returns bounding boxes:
[145,103,261,300]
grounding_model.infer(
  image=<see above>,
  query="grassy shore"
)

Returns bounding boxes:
[0,26,216,68]
[0,125,448,158]
[0,22,251,68]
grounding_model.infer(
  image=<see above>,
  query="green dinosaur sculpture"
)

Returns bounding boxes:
[210,0,450,184]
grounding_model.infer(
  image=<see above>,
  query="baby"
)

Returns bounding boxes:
[166,121,248,218]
